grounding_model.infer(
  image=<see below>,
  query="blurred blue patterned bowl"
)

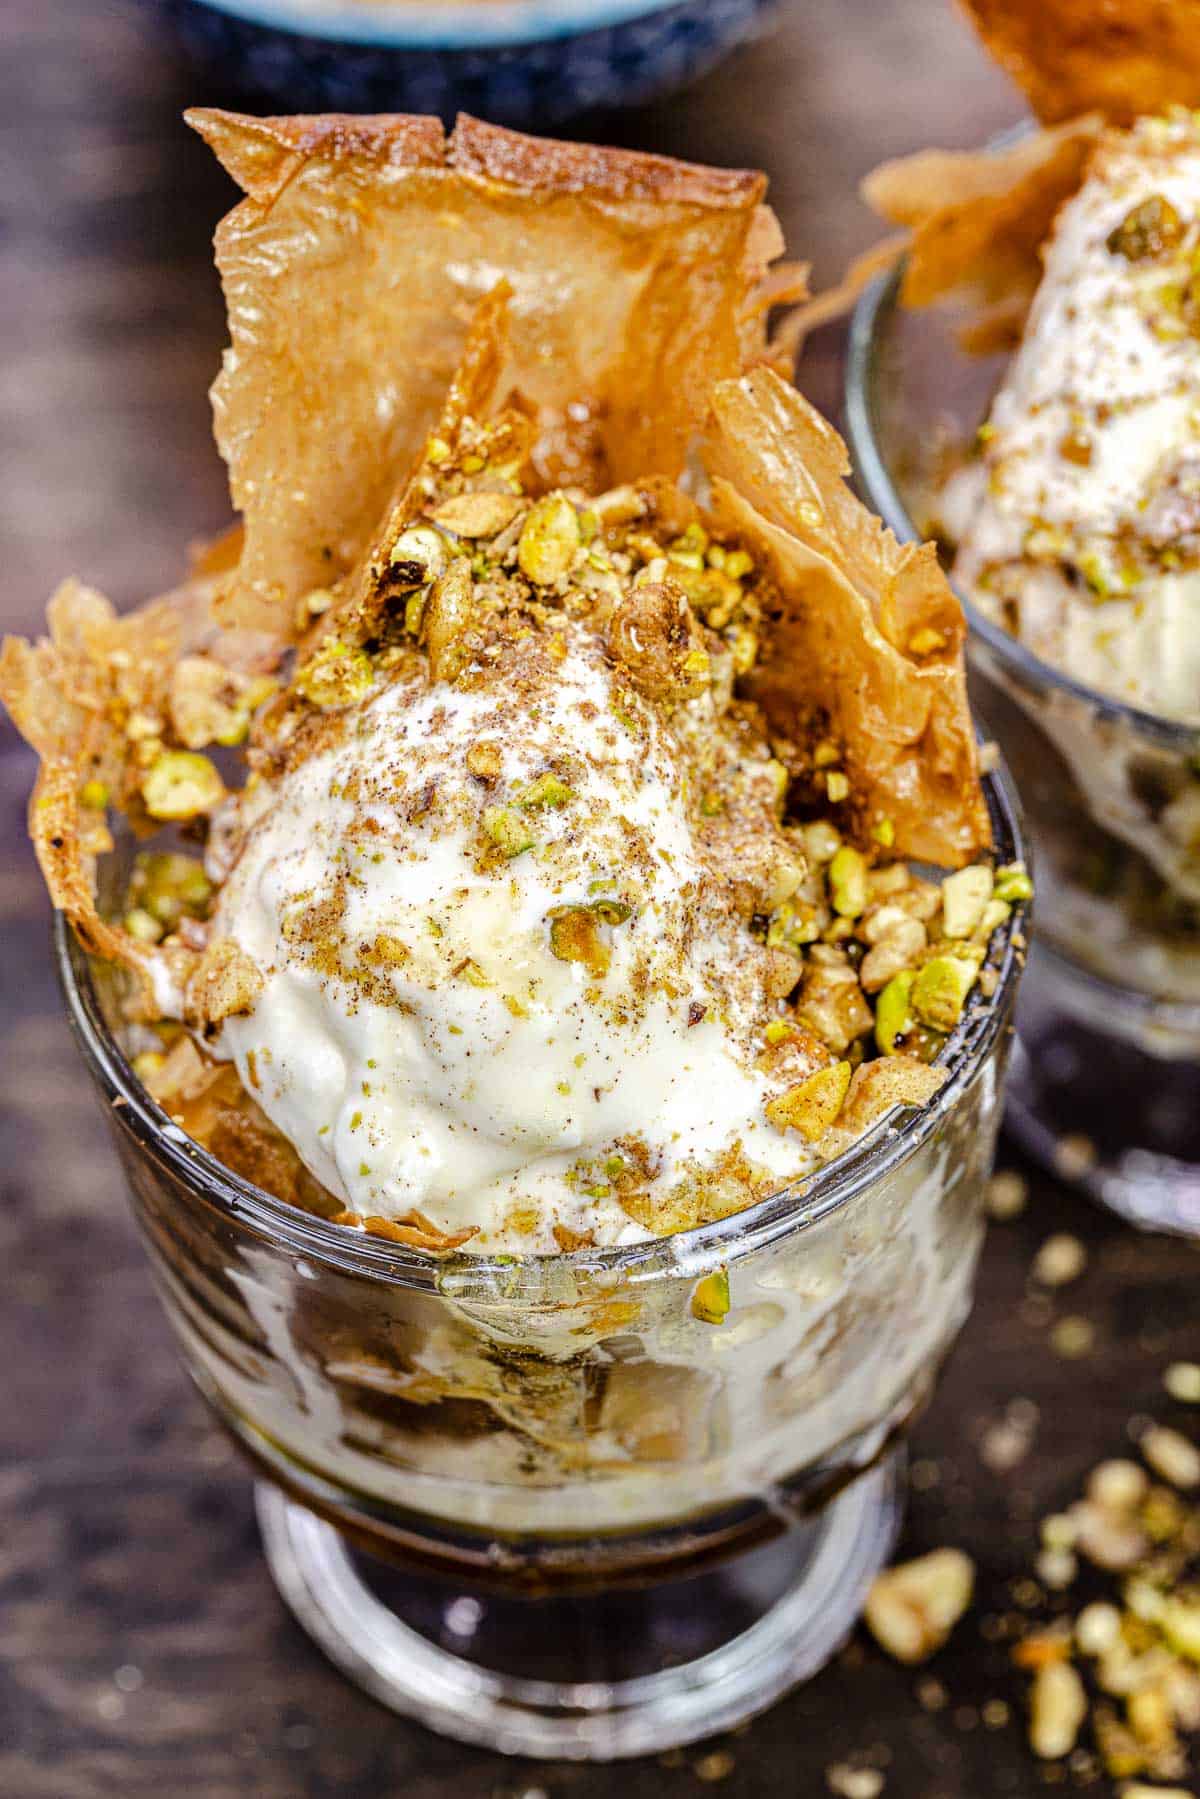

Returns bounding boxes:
[162,0,775,128]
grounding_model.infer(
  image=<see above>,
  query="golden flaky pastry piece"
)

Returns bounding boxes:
[862,116,1100,332]
[0,112,989,1014]
[704,369,990,867]
[957,0,1200,127]
[189,108,801,637]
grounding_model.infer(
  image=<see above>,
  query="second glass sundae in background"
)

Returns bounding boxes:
[845,0,1200,1232]
[3,112,1027,1755]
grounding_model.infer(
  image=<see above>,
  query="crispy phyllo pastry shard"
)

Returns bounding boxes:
[956,0,1200,127]
[188,108,801,636]
[705,369,990,867]
[862,117,1101,326]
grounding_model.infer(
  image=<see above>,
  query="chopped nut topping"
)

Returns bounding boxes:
[865,1549,975,1663]
[1107,193,1183,260]
[141,750,225,820]
[184,937,264,1033]
[765,1060,852,1141]
[517,493,581,585]
[429,491,524,539]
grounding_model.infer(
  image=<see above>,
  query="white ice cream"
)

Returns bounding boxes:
[948,112,1200,724]
[212,629,808,1251]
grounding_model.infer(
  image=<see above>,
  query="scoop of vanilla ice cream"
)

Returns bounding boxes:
[213,627,807,1251]
[949,112,1200,724]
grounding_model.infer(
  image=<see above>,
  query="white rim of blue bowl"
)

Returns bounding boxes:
[190,0,695,52]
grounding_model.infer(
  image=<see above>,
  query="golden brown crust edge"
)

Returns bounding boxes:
[187,108,767,211]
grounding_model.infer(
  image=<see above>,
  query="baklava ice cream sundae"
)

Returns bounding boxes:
[5,114,1024,1567]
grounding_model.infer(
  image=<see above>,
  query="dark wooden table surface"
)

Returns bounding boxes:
[3,4,1197,1795]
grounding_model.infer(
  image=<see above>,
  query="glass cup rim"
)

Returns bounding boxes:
[55,764,1026,1293]
[844,260,1200,757]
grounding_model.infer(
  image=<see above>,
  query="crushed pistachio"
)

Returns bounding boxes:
[875,970,916,1055]
[518,772,573,810]
[940,864,993,939]
[993,862,1033,904]
[865,1550,975,1663]
[389,523,448,588]
[481,805,535,860]
[1107,193,1183,260]
[517,493,580,585]
[911,954,978,1032]
[140,750,224,821]
[765,1060,852,1141]
[691,1268,731,1325]
[548,906,611,978]
[294,638,374,711]
[828,846,869,918]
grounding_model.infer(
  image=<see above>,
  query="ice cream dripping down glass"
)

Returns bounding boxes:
[846,260,1200,1237]
[57,747,1024,1759]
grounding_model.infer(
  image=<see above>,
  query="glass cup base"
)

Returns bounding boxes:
[255,1451,904,1760]
[1006,943,1200,1237]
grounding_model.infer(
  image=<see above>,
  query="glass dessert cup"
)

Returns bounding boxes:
[55,765,1024,1760]
[846,266,1200,1237]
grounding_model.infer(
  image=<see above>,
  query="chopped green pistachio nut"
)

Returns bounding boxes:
[825,771,850,803]
[294,639,374,710]
[911,955,977,1033]
[1106,192,1182,260]
[992,863,1033,904]
[802,820,842,863]
[828,846,869,918]
[404,594,425,635]
[389,523,448,588]
[603,1154,626,1180]
[370,933,410,966]
[691,1268,731,1325]
[1162,1597,1200,1662]
[699,791,725,817]
[589,897,633,926]
[764,858,804,910]
[723,549,753,580]
[872,816,895,849]
[456,959,491,988]
[133,851,212,924]
[502,993,529,1018]
[425,436,450,465]
[729,625,759,677]
[124,907,165,944]
[518,772,573,811]
[976,897,1011,939]
[517,493,580,585]
[875,970,916,1055]
[131,1049,166,1081]
[767,900,819,952]
[548,907,610,978]
[140,750,224,820]
[764,1018,798,1046]
[939,864,993,939]
[213,711,250,748]
[672,522,709,557]
[766,1060,852,1141]
[80,778,110,810]
[482,805,535,859]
